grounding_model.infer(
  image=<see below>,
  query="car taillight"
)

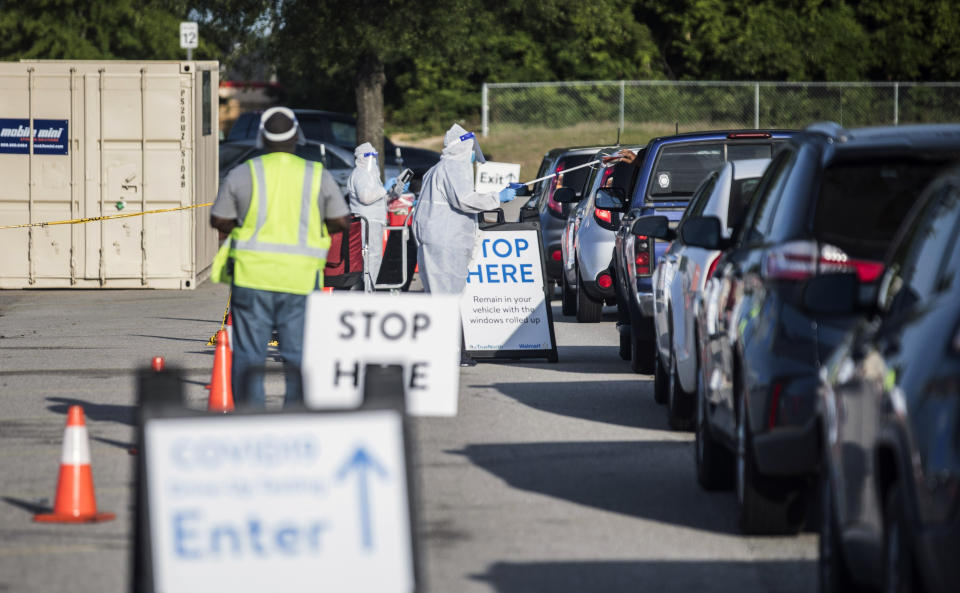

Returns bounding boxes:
[705,255,720,282]
[762,241,884,283]
[594,208,612,224]
[551,249,562,261]
[768,381,783,429]
[548,193,563,215]
[597,272,613,289]
[634,235,651,276]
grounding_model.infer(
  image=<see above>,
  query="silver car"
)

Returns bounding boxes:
[650,158,770,429]
[558,147,643,322]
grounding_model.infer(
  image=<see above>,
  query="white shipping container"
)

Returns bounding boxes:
[0,60,220,289]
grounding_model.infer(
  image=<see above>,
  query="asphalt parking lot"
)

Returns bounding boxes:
[0,282,814,593]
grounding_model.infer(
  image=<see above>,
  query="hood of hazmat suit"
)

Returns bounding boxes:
[255,106,306,149]
[412,124,500,294]
[346,141,388,224]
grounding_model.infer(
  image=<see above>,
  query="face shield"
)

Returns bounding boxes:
[443,124,486,163]
[362,151,378,171]
[256,106,306,149]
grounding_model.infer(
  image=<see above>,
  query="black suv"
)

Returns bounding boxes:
[687,122,960,535]
[815,164,960,593]
[226,109,441,191]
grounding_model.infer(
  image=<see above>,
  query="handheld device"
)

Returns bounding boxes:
[389,168,414,198]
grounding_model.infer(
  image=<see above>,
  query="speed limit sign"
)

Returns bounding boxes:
[179,22,198,49]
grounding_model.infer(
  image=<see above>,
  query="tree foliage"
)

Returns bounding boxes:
[1,0,958,130]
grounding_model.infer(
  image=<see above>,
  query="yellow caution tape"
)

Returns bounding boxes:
[206,292,231,346]
[0,202,213,230]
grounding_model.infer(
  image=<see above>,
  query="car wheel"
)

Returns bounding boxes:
[820,467,866,593]
[883,485,919,593]
[695,362,733,490]
[735,391,805,535]
[653,342,669,404]
[667,352,694,430]
[576,272,604,323]
[561,272,577,316]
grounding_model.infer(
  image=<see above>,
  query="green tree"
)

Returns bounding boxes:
[0,0,220,61]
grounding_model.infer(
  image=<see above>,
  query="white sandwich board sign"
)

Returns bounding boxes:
[302,293,461,416]
[460,225,558,361]
[144,411,414,593]
[475,161,521,193]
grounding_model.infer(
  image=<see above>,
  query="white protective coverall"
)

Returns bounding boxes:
[413,124,500,294]
[346,142,388,291]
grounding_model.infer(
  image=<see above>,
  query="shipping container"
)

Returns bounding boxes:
[0,60,219,289]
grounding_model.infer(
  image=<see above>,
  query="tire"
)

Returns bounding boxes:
[883,485,919,593]
[819,468,867,593]
[653,342,669,404]
[618,326,631,361]
[630,330,654,374]
[667,353,694,430]
[695,363,733,490]
[560,272,577,316]
[736,391,806,535]
[576,272,604,323]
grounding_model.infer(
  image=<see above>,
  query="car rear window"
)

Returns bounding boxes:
[649,144,724,199]
[814,159,950,260]
[727,177,762,229]
[543,153,595,203]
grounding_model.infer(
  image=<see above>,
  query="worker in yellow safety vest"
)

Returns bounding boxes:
[210,107,350,407]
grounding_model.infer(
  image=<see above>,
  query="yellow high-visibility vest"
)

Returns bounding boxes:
[212,152,331,294]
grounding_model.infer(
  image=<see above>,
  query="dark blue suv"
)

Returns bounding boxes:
[609,130,794,372]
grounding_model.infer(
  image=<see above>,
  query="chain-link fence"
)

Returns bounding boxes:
[481,81,960,137]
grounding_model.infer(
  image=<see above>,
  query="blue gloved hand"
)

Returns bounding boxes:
[506,182,526,191]
[384,177,397,192]
[499,187,517,203]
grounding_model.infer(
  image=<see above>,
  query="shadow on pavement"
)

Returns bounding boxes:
[130,333,209,344]
[91,436,137,453]
[46,396,136,426]
[471,559,815,593]
[152,316,224,324]
[1,496,50,515]
[483,345,634,375]
[482,380,665,430]
[450,440,738,535]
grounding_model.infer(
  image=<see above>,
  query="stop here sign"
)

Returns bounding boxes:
[302,293,461,416]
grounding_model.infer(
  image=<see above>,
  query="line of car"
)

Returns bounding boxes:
[539,122,960,593]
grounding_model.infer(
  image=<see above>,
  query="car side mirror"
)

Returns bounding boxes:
[595,188,627,212]
[515,184,531,197]
[679,216,724,250]
[553,187,578,204]
[631,215,674,240]
[802,273,858,314]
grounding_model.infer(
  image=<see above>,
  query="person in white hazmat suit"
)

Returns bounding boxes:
[413,124,517,294]
[346,142,405,291]
[412,123,517,365]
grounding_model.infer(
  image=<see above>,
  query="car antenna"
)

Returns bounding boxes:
[675,121,679,135]
[616,126,621,146]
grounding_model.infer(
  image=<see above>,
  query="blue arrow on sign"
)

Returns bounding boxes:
[336,446,389,551]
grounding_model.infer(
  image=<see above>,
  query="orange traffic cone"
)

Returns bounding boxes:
[207,329,234,412]
[34,406,115,523]
[225,311,233,352]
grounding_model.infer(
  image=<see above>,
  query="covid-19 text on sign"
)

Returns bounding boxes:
[302,293,461,416]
